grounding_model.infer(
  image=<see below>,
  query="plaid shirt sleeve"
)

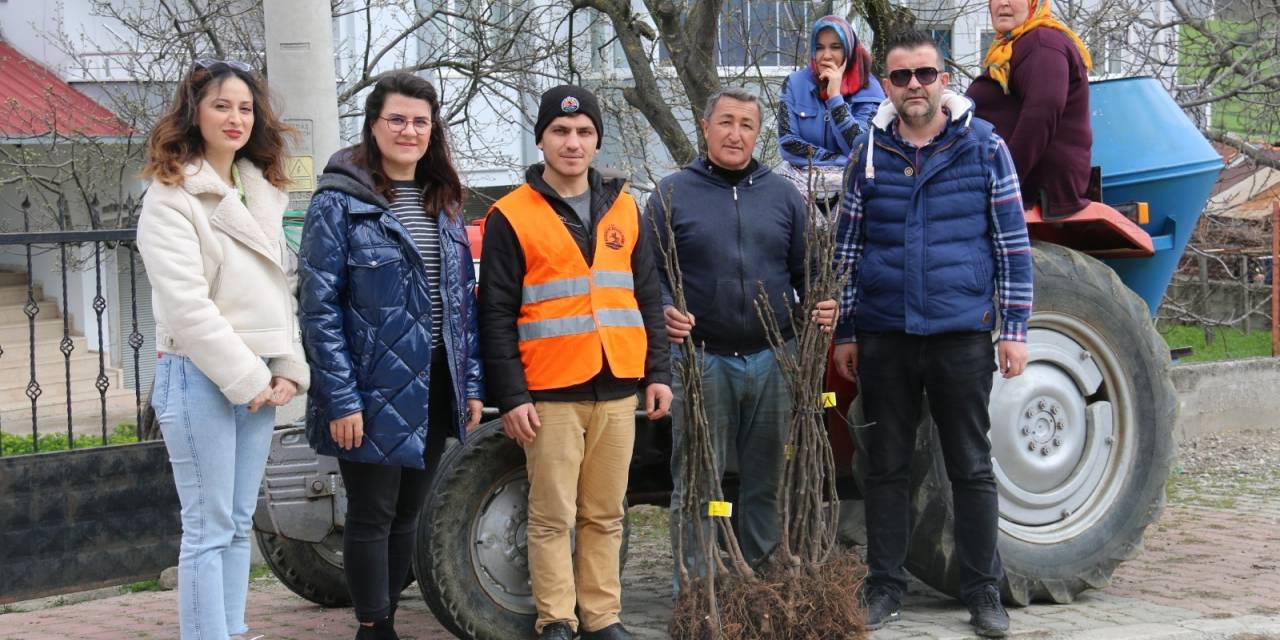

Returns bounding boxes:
[988,133,1034,342]
[833,171,865,344]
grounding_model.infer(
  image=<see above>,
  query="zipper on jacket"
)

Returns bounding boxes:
[733,183,746,342]
[436,220,468,437]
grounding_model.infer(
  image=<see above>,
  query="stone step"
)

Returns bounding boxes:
[0,375,129,406]
[0,318,77,345]
[0,336,92,365]
[0,303,61,326]
[0,355,122,386]
[0,364,122,393]
[0,271,27,287]
[0,392,142,437]
[0,284,45,306]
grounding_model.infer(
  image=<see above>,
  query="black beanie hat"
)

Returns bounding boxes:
[534,85,603,149]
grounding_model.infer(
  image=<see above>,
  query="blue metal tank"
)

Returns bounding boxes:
[1089,76,1223,316]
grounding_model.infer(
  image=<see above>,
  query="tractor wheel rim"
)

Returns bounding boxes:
[315,530,344,568]
[469,469,535,614]
[988,313,1135,543]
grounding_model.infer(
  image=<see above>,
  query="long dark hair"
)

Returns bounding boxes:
[143,62,292,188]
[354,73,464,219]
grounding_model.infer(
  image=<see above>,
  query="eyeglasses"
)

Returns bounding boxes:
[887,67,940,88]
[193,58,254,73]
[379,115,432,134]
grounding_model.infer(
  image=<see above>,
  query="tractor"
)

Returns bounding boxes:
[252,76,1222,639]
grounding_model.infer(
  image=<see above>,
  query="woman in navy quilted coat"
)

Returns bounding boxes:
[298,73,483,640]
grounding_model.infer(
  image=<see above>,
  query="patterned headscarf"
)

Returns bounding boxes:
[982,0,1093,94]
[808,15,870,100]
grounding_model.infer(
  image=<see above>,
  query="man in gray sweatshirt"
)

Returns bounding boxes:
[646,87,837,588]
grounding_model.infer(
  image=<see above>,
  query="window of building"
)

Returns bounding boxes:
[923,25,955,71]
[1090,31,1126,76]
[637,1,813,69]
[980,30,997,60]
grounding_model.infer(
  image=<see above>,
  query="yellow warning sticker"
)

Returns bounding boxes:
[707,501,733,518]
[785,444,795,460]
[822,392,838,408]
[286,156,315,191]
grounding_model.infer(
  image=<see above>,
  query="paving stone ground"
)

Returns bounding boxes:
[4,428,1280,640]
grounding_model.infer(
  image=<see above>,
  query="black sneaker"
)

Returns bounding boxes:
[862,587,901,630]
[966,585,1010,638]
[538,622,576,640]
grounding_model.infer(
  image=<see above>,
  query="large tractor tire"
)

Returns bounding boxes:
[256,528,351,607]
[892,243,1176,605]
[414,419,630,640]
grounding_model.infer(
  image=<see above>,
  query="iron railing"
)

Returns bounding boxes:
[0,196,145,454]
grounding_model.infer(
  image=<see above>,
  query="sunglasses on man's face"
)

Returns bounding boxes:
[194,58,254,73]
[887,67,940,88]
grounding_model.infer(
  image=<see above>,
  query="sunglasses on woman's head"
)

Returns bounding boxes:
[887,67,940,87]
[193,58,254,73]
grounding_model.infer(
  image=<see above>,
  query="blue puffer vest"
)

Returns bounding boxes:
[299,150,483,469]
[851,113,998,336]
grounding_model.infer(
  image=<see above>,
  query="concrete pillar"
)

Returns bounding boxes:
[263,0,341,215]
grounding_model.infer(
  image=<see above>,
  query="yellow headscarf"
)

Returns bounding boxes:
[982,0,1093,94]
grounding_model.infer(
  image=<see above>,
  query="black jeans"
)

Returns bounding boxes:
[338,351,454,622]
[857,330,1002,602]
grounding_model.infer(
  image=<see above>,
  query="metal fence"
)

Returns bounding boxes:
[0,196,147,455]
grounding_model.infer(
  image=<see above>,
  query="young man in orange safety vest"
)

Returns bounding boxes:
[477,85,673,640]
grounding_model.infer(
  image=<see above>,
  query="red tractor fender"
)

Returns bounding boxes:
[1024,201,1154,259]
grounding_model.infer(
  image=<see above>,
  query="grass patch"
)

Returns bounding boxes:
[122,579,162,593]
[1160,324,1273,363]
[0,423,138,456]
[249,565,275,582]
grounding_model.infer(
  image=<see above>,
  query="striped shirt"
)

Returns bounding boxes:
[834,122,1033,343]
[390,181,444,347]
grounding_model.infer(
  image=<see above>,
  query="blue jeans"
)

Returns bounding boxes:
[153,354,275,639]
[668,342,792,590]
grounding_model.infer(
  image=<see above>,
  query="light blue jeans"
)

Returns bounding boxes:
[153,354,275,639]
[668,342,793,592]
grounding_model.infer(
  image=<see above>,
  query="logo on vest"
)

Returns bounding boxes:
[604,224,625,250]
[560,96,580,113]
[904,166,915,177]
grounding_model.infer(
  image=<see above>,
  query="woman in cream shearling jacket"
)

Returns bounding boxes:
[140,156,309,401]
[136,60,308,640]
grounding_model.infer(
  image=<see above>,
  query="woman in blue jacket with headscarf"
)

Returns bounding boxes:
[778,15,884,207]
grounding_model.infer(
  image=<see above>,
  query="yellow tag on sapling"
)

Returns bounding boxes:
[822,392,838,408]
[707,501,733,518]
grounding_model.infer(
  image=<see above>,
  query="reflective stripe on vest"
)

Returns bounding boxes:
[490,184,647,390]
[522,276,590,304]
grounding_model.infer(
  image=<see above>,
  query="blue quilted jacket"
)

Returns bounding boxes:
[299,150,483,468]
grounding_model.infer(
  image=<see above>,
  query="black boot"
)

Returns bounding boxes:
[354,616,400,640]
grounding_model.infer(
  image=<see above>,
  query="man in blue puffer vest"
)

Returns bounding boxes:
[831,30,1032,638]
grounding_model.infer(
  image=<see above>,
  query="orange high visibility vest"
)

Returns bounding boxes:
[490,184,646,390]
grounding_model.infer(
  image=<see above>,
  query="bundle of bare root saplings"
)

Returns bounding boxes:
[658,173,869,639]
